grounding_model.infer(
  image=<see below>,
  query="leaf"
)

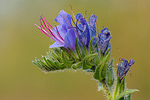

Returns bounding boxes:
[89,37,94,54]
[104,48,110,57]
[75,39,82,60]
[119,77,125,94]
[71,61,82,69]
[124,94,131,100]
[115,89,139,100]
[94,63,101,80]
[82,53,98,69]
[99,53,110,82]
[47,59,58,70]
[106,65,114,87]
[32,60,42,68]
[61,50,74,68]
[82,43,88,55]
[67,47,78,60]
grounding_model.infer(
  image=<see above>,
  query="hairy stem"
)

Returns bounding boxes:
[101,82,112,100]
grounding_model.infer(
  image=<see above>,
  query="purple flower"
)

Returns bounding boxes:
[117,58,135,82]
[88,14,97,39]
[75,13,90,47]
[98,28,112,54]
[35,10,76,50]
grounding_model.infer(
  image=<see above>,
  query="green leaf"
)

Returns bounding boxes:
[106,65,114,87]
[89,37,94,54]
[115,89,139,100]
[71,61,82,69]
[67,47,78,60]
[104,48,110,57]
[82,53,98,69]
[48,50,59,62]
[99,53,110,82]
[47,59,57,70]
[61,50,73,68]
[75,39,82,60]
[43,56,53,70]
[82,43,88,55]
[124,94,131,100]
[32,60,42,68]
[37,59,51,71]
[53,61,66,70]
[119,78,125,94]
[113,78,120,99]
[94,63,101,80]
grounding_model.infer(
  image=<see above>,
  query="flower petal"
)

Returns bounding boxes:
[64,29,76,50]
[89,14,97,38]
[49,42,64,48]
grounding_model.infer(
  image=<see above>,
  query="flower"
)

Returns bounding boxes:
[35,10,76,50]
[75,13,97,48]
[117,58,135,82]
[98,28,112,55]
[89,14,97,39]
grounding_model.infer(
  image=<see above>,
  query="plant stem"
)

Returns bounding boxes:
[113,78,120,99]
[101,82,112,100]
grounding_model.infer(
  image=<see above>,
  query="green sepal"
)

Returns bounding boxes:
[94,63,101,80]
[32,60,42,69]
[67,47,78,61]
[124,94,131,100]
[115,89,139,100]
[48,50,59,62]
[104,48,110,57]
[89,37,94,54]
[61,50,74,68]
[53,61,66,70]
[82,53,98,70]
[106,59,114,87]
[82,43,88,55]
[119,78,125,94]
[46,59,58,70]
[71,61,82,69]
[113,78,120,99]
[75,39,82,60]
[119,78,125,100]
[99,53,110,83]
[94,53,110,81]
[37,59,51,71]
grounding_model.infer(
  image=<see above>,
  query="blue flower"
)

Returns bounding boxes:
[88,14,97,39]
[35,10,76,50]
[117,58,135,82]
[75,13,90,47]
[98,28,112,54]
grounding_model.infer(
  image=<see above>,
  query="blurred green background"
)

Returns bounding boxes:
[0,0,150,100]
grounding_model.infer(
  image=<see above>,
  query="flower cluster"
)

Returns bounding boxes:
[35,10,111,54]
[34,10,137,100]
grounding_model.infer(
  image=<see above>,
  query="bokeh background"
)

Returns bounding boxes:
[0,0,150,100]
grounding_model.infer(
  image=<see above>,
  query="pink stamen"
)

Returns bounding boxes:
[35,24,54,40]
[39,17,64,44]
[40,17,53,34]
[40,17,60,41]
[41,14,53,28]
[40,20,51,35]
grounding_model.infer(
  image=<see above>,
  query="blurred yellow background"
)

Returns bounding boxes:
[0,0,150,100]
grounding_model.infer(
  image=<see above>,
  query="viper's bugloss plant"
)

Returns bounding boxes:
[33,9,138,100]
